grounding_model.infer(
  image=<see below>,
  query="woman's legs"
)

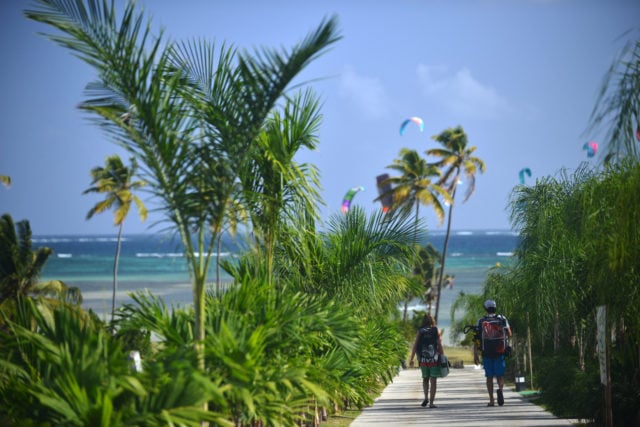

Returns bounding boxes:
[429,377,437,407]
[421,377,429,406]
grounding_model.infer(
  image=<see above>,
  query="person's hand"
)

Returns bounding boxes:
[505,346,512,358]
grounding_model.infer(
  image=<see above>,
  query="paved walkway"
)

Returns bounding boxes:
[350,365,576,426]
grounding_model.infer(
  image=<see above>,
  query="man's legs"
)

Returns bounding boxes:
[486,376,495,406]
[484,357,506,406]
[496,376,505,406]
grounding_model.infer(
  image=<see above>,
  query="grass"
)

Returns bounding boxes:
[322,409,361,426]
[442,345,475,366]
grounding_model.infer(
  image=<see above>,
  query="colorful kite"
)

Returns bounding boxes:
[376,174,393,213]
[583,141,598,158]
[341,186,365,213]
[519,167,532,185]
[399,117,424,136]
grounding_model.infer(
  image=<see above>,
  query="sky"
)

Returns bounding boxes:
[1,0,639,236]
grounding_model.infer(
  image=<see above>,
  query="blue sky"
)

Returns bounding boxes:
[1,0,638,236]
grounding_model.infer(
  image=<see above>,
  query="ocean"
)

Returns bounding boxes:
[37,230,518,344]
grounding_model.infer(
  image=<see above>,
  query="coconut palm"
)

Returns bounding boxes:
[0,214,82,331]
[380,148,451,321]
[25,0,340,376]
[427,126,486,323]
[413,243,442,314]
[84,155,147,325]
[384,148,449,231]
[0,213,81,306]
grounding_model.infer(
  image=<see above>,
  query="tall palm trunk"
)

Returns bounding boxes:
[215,234,222,295]
[402,202,421,322]
[111,223,123,327]
[435,184,457,324]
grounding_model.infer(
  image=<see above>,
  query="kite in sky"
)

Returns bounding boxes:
[583,141,598,158]
[341,186,365,213]
[399,117,424,136]
[375,174,393,213]
[519,167,532,185]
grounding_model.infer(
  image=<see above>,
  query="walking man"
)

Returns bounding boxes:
[473,299,512,406]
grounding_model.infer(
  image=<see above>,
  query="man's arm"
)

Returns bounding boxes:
[473,321,481,365]
[503,315,512,337]
[473,344,480,365]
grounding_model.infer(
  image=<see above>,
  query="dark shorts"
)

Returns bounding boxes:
[482,355,506,377]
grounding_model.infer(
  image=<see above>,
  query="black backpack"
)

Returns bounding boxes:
[418,326,439,364]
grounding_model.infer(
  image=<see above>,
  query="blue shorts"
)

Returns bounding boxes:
[482,355,506,378]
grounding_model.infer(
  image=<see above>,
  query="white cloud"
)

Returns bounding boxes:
[338,65,390,119]
[416,64,511,119]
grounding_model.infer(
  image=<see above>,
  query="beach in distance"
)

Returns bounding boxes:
[38,230,518,345]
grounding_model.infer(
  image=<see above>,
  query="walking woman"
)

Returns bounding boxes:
[409,314,443,408]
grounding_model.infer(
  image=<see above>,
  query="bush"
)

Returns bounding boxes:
[536,353,600,421]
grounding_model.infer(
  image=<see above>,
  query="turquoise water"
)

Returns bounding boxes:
[38,230,518,342]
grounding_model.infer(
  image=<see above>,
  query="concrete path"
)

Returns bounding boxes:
[350,365,576,426]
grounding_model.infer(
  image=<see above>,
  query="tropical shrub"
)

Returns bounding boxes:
[0,297,229,426]
[500,160,640,424]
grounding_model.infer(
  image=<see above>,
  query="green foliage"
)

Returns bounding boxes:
[114,275,405,425]
[588,38,640,162]
[19,1,448,424]
[610,339,640,427]
[503,160,640,423]
[535,353,600,419]
[0,298,229,426]
[0,213,83,326]
[25,0,342,358]
[449,291,484,346]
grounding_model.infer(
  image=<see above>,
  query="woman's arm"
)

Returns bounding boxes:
[409,332,420,366]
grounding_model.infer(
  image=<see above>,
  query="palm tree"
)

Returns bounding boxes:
[0,214,82,309]
[384,148,449,231]
[427,126,486,323]
[587,39,640,162]
[25,0,341,374]
[83,155,147,325]
[382,148,450,321]
[413,243,442,315]
[240,89,323,286]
